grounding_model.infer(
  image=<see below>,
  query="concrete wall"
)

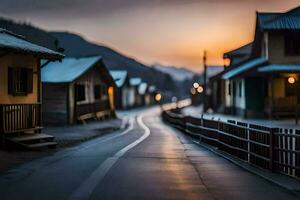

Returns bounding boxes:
[0,54,39,104]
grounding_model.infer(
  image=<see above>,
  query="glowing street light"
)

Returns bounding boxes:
[288,76,296,84]
[197,86,204,93]
[190,87,196,95]
[155,93,162,102]
[193,82,200,88]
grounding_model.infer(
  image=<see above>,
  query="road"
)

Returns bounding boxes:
[0,106,298,200]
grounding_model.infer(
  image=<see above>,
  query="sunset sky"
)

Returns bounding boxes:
[1,0,300,72]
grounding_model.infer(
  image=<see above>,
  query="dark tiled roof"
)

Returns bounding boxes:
[223,43,253,59]
[257,6,300,30]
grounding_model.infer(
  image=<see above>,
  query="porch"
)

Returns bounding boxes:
[0,103,56,149]
[0,103,42,134]
[76,100,114,123]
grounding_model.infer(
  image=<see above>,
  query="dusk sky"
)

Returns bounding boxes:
[1,0,300,72]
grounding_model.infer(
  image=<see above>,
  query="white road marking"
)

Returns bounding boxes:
[77,117,134,151]
[69,115,151,200]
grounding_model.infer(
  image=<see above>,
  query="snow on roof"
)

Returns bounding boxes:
[138,82,148,95]
[130,77,142,86]
[258,64,300,72]
[42,56,102,83]
[148,85,156,93]
[222,57,267,80]
[109,70,128,87]
[0,28,63,59]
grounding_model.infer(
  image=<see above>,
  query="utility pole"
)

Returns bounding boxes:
[203,50,207,112]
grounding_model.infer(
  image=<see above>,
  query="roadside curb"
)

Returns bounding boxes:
[191,139,300,196]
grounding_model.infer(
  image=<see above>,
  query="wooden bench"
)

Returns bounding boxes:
[77,110,113,124]
[95,110,112,120]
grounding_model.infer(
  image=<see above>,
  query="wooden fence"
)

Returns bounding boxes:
[0,103,41,134]
[162,110,300,179]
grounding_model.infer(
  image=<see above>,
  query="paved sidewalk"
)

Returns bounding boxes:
[182,105,300,129]
[45,118,126,147]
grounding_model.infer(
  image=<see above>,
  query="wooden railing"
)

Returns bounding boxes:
[162,109,300,179]
[0,103,41,134]
[76,100,110,117]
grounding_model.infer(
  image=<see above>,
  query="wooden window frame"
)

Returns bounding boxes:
[8,67,33,96]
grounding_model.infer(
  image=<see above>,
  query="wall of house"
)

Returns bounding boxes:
[42,84,69,125]
[268,32,300,64]
[127,87,136,108]
[0,54,39,104]
[73,67,108,105]
[268,78,285,98]
[225,80,231,108]
[233,78,246,111]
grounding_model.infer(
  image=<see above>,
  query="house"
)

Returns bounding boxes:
[137,82,148,106]
[0,28,63,148]
[109,70,135,110]
[209,44,253,114]
[146,85,157,105]
[211,6,300,118]
[129,77,142,107]
[42,56,116,125]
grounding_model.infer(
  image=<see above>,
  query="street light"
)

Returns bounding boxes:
[288,76,298,124]
[193,82,200,89]
[288,76,296,84]
[197,86,204,93]
[190,87,196,95]
[155,93,162,102]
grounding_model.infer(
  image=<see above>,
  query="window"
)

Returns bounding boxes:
[285,34,300,56]
[75,84,86,102]
[101,85,108,96]
[94,85,101,100]
[8,67,33,96]
[228,82,231,96]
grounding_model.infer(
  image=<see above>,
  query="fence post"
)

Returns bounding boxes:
[0,105,4,148]
[217,118,221,149]
[269,128,278,172]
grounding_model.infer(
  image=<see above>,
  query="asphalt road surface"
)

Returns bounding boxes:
[0,106,299,200]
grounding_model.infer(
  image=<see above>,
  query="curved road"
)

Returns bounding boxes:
[0,107,298,200]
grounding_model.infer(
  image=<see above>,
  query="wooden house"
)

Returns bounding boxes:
[109,70,135,110]
[129,77,142,107]
[148,85,158,105]
[42,56,116,125]
[211,6,300,118]
[137,82,148,106]
[0,28,63,148]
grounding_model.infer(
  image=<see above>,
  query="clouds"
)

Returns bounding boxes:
[0,0,249,14]
[1,0,299,71]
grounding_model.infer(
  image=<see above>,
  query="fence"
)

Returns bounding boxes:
[0,103,41,134]
[162,109,300,179]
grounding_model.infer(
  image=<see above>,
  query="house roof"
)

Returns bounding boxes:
[138,82,148,95]
[130,78,142,86]
[109,70,128,87]
[257,6,300,30]
[258,64,300,73]
[148,85,156,93]
[222,57,268,80]
[42,56,102,83]
[0,28,63,60]
[223,43,253,59]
